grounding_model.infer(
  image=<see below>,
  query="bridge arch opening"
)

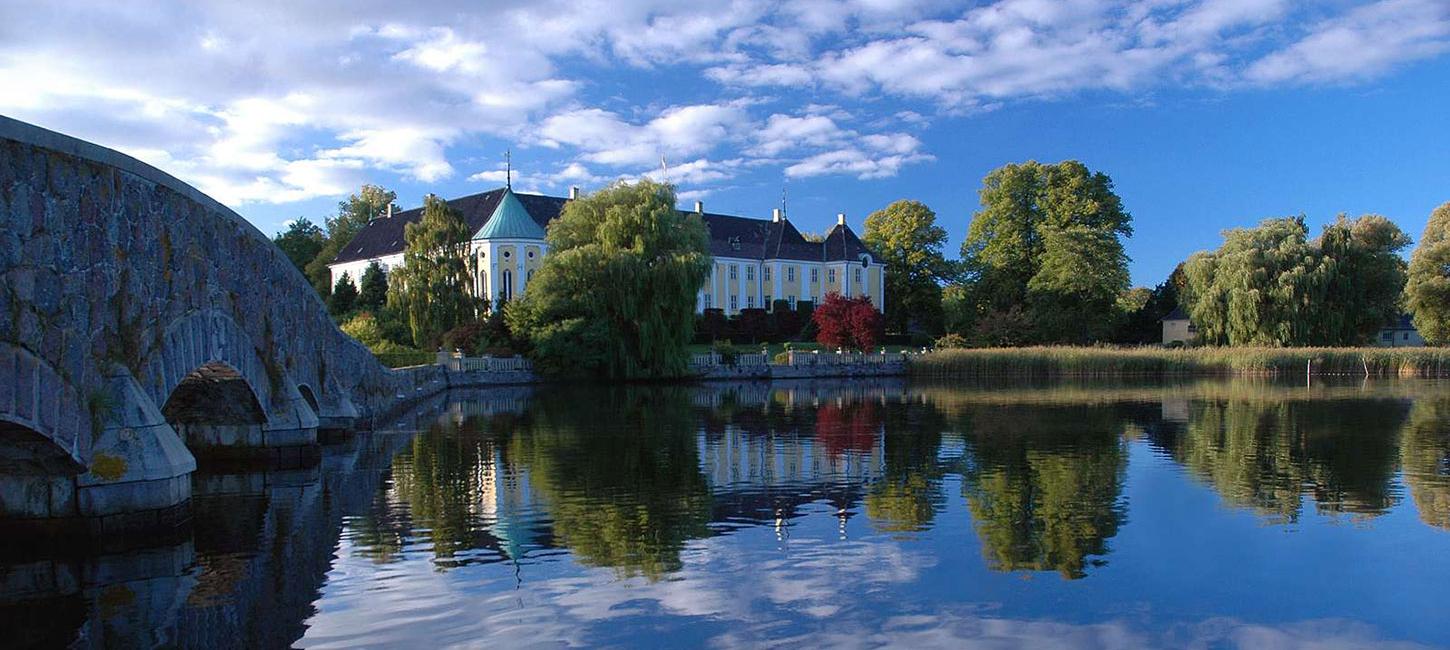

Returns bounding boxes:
[0,418,83,521]
[161,362,268,461]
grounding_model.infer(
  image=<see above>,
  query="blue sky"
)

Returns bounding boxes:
[2,0,1448,285]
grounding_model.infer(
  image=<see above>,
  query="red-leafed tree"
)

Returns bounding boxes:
[813,293,884,351]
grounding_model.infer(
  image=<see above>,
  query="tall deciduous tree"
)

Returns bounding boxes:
[507,180,711,378]
[273,217,324,275]
[1182,217,1331,346]
[1406,202,1450,344]
[956,160,1132,344]
[306,185,399,295]
[357,261,389,312]
[388,195,475,348]
[1314,214,1410,344]
[863,200,954,334]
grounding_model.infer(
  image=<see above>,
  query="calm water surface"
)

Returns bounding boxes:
[7,378,1450,648]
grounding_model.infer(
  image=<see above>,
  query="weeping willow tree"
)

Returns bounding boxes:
[387,195,475,348]
[508,180,711,379]
[1406,202,1450,344]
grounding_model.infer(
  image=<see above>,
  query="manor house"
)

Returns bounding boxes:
[327,186,885,314]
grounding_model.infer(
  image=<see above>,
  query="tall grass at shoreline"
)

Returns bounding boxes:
[910,346,1450,378]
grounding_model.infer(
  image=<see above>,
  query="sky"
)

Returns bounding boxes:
[1,0,1448,285]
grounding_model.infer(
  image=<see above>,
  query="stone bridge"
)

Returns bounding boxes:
[0,115,435,536]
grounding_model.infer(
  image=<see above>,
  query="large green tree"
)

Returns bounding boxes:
[357,261,389,312]
[305,185,399,296]
[1314,214,1411,344]
[387,195,475,348]
[956,160,1132,344]
[863,200,954,334]
[1182,217,1330,346]
[273,217,324,275]
[1183,214,1409,346]
[1405,202,1450,344]
[507,180,711,379]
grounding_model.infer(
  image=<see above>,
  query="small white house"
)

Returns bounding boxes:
[1161,307,1196,346]
[1375,314,1425,347]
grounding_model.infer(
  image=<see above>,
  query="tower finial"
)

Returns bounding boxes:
[505,149,512,190]
[781,178,788,219]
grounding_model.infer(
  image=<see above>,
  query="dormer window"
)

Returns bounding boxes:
[859,253,871,268]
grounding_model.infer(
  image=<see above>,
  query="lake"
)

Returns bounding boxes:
[6,378,1449,648]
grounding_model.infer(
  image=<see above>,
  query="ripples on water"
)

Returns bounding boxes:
[5,378,1450,648]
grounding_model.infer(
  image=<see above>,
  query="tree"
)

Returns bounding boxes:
[507,180,712,378]
[1183,214,1409,346]
[273,217,324,275]
[956,160,1132,344]
[388,195,475,349]
[1313,214,1410,344]
[1406,202,1450,344]
[813,293,884,351]
[329,272,357,315]
[358,261,389,312]
[1113,266,1185,344]
[305,185,399,296]
[1182,217,1330,346]
[862,200,954,334]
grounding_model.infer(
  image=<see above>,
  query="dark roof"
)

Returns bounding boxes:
[1382,313,1417,331]
[330,188,879,265]
[1161,306,1189,322]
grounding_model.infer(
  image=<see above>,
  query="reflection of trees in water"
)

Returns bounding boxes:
[507,387,712,581]
[1151,399,1409,522]
[1400,398,1450,530]
[388,417,507,561]
[954,404,1128,580]
[864,400,947,534]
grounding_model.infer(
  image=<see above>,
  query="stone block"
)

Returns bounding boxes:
[14,349,35,420]
[0,346,14,413]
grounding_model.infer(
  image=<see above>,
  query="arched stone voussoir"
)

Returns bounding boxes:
[260,370,320,449]
[0,344,89,471]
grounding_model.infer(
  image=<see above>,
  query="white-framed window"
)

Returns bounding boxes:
[763,266,771,282]
[729,264,738,280]
[788,294,796,307]
[813,268,820,283]
[501,269,513,302]
[730,295,738,311]
[855,268,863,283]
[746,266,754,281]
[747,295,754,308]
[764,294,772,307]
[787,266,795,282]
[827,268,835,283]
[704,293,712,309]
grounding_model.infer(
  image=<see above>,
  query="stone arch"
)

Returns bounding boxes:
[0,344,88,471]
[160,361,269,458]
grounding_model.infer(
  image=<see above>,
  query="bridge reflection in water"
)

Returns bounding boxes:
[3,378,1450,647]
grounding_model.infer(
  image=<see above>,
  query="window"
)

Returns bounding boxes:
[527,269,535,283]
[730,295,738,311]
[730,264,738,280]
[503,250,511,259]
[501,269,513,302]
[747,296,754,308]
[827,269,834,283]
[813,268,821,283]
[527,250,535,259]
[788,295,796,308]
[746,266,754,281]
[763,266,771,282]
[855,268,863,283]
[704,294,712,309]
[1382,331,1393,342]
[787,267,796,282]
[764,294,772,307]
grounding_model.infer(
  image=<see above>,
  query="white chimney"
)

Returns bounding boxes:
[387,204,393,219]
[837,212,846,226]
[772,208,781,223]
[569,186,579,200]
[695,200,704,214]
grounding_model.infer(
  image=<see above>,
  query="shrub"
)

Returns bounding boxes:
[934,333,969,349]
[712,339,740,365]
[814,293,883,351]
[341,312,384,348]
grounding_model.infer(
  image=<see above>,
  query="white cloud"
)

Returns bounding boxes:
[1245,0,1450,84]
[0,0,1446,210]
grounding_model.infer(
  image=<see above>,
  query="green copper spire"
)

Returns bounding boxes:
[477,188,545,240]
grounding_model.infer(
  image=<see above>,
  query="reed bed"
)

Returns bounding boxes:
[909,346,1450,379]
